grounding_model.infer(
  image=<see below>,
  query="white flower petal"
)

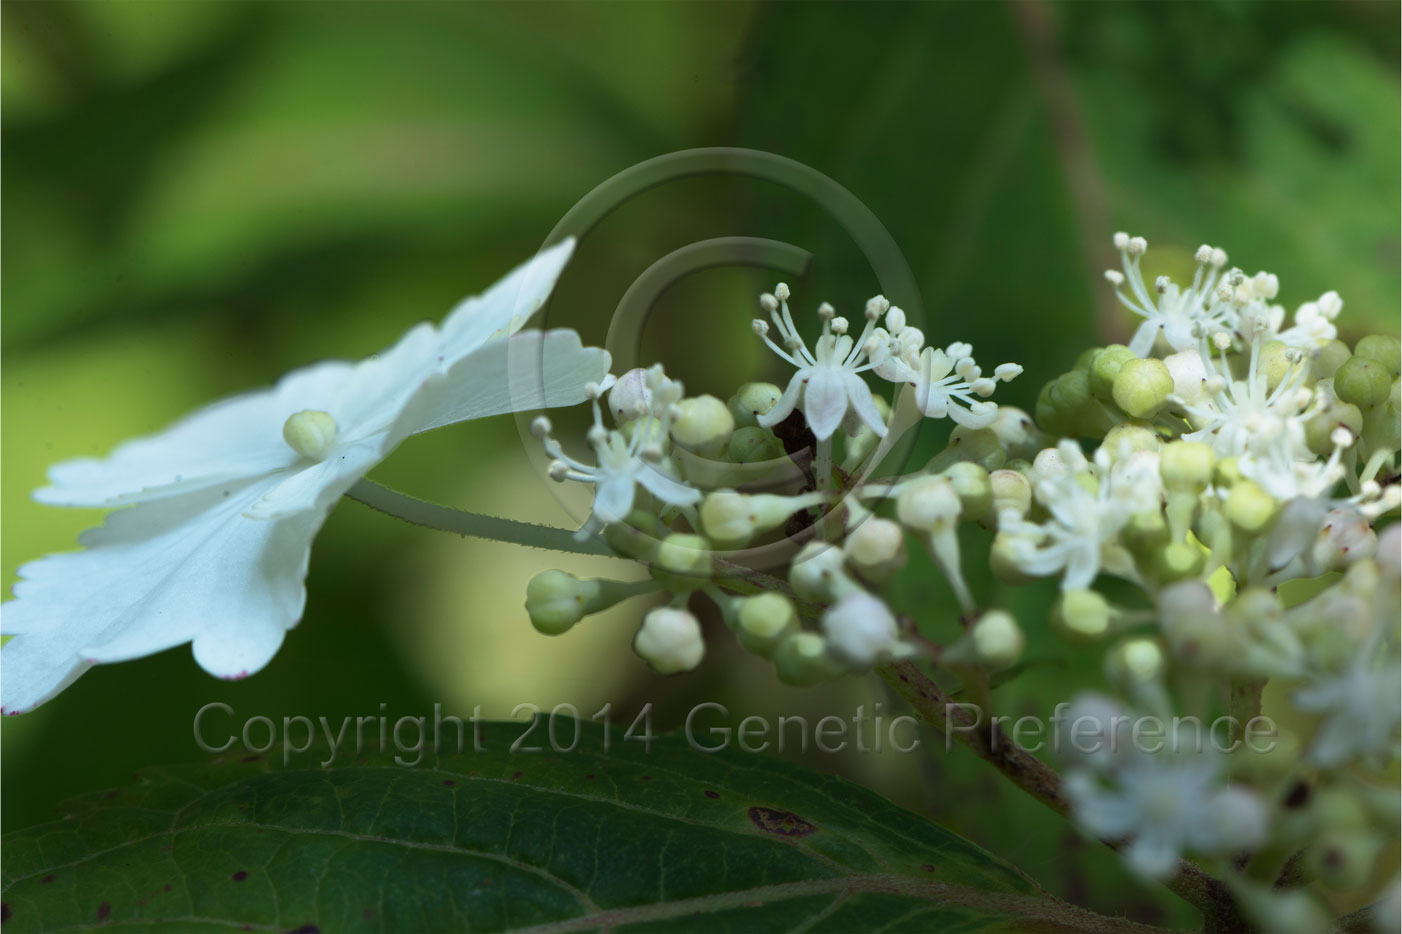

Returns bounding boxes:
[1,478,320,712]
[803,368,848,441]
[392,330,611,438]
[35,361,352,508]
[1128,318,1160,358]
[757,373,804,429]
[438,239,576,362]
[592,474,636,524]
[843,373,888,437]
[637,464,702,507]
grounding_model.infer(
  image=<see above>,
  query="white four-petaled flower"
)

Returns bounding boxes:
[1,241,610,714]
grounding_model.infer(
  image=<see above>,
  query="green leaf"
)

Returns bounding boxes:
[1,718,1108,933]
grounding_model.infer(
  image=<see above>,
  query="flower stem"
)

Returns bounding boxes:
[347,480,615,556]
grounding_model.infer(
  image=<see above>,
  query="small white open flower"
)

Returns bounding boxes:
[2,241,610,714]
[1105,235,1232,357]
[752,285,889,441]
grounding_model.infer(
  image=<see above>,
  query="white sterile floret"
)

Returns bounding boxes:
[1105,233,1232,357]
[997,441,1162,590]
[821,590,911,669]
[536,367,700,539]
[633,607,705,674]
[751,284,889,441]
[873,315,1021,429]
[3,241,609,715]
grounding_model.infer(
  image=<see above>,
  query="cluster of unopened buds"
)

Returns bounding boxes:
[525,242,1400,927]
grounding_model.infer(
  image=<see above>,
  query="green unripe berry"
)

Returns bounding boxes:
[1214,456,1245,487]
[1112,357,1175,419]
[1051,589,1115,643]
[654,534,712,588]
[1334,356,1391,409]
[1049,369,1092,413]
[1224,480,1278,534]
[1314,339,1351,379]
[1124,509,1170,556]
[1160,441,1216,492]
[1155,540,1205,583]
[670,395,735,455]
[1089,345,1137,403]
[727,382,782,428]
[725,426,785,464]
[1304,402,1362,457]
[1354,334,1401,377]
[1101,423,1160,461]
[1258,341,1313,394]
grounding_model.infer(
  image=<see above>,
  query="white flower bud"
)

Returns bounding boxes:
[699,490,821,547]
[896,475,961,531]
[282,410,338,461]
[844,517,907,583]
[1052,589,1115,643]
[728,382,782,428]
[656,533,712,580]
[1106,637,1164,686]
[1307,508,1377,575]
[789,541,856,602]
[968,609,1024,669]
[608,368,653,423]
[885,305,906,334]
[822,591,904,670]
[988,469,1032,520]
[634,607,704,674]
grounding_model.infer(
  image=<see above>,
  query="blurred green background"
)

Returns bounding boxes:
[3,1,1398,926]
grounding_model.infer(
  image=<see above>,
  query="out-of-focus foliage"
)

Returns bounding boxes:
[3,2,1396,927]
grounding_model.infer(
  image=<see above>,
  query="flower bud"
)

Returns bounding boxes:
[1159,441,1216,492]
[654,533,712,589]
[1314,339,1352,379]
[1052,589,1116,643]
[1304,401,1362,457]
[1354,334,1402,377]
[988,469,1032,521]
[1334,356,1391,409]
[821,591,905,670]
[1105,637,1164,687]
[1100,424,1160,462]
[699,490,820,547]
[1049,368,1092,413]
[1089,345,1138,402]
[1304,830,1384,892]
[941,462,993,521]
[1123,509,1170,556]
[670,395,735,456]
[1112,357,1175,419]
[989,406,1047,460]
[1156,580,1232,667]
[1163,348,1211,407]
[608,368,653,423]
[926,427,1007,473]
[727,382,783,428]
[1155,540,1204,583]
[773,632,844,686]
[604,509,665,561]
[989,532,1039,584]
[524,570,593,635]
[633,607,704,674]
[967,609,1024,669]
[733,593,798,657]
[1258,341,1311,394]
[844,517,907,583]
[725,426,786,464]
[896,475,961,531]
[1225,480,1278,534]
[1307,508,1377,575]
[283,410,337,460]
[789,541,856,602]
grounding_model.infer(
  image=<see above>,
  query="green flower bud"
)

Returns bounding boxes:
[727,382,783,428]
[967,610,1024,669]
[990,406,1048,460]
[733,593,798,657]
[1105,637,1164,687]
[1155,540,1205,583]
[1035,382,1071,436]
[1214,455,1244,487]
[927,427,1006,473]
[988,469,1032,522]
[1304,401,1362,457]
[1124,509,1170,556]
[620,415,666,447]
[844,517,907,584]
[1157,580,1231,668]
[1101,423,1161,461]
[670,395,735,456]
[1112,357,1175,419]
[525,570,646,636]
[1314,339,1351,379]
[1225,480,1278,534]
[1160,441,1216,492]
[1089,344,1137,403]
[1052,589,1115,642]
[989,533,1039,584]
[634,607,705,674]
[699,489,822,547]
[1354,334,1402,377]
[654,533,712,590]
[773,631,844,686]
[941,462,993,522]
[1048,368,1092,413]
[1073,345,1102,372]
[1304,830,1383,892]
[1334,356,1391,409]
[725,425,786,464]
